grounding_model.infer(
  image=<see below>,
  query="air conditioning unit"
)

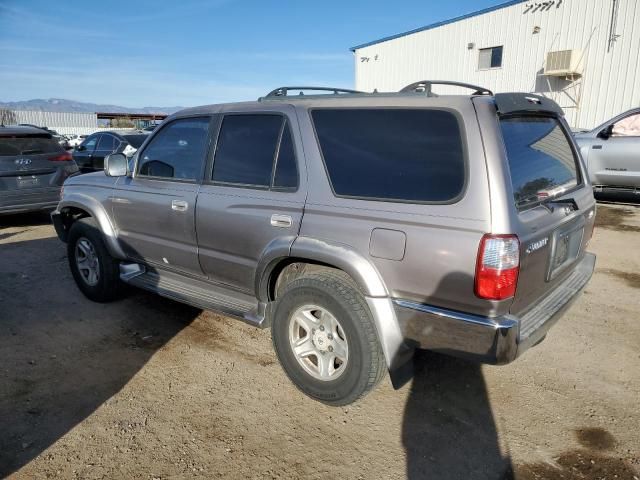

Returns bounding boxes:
[543,49,583,77]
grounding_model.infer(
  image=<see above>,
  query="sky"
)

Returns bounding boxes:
[0,0,510,108]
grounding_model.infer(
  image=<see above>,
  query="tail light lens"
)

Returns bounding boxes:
[475,234,520,300]
[49,152,72,162]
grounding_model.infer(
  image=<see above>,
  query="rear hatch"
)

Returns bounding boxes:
[499,114,596,315]
[0,132,71,191]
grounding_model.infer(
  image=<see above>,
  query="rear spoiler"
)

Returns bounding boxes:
[494,93,564,116]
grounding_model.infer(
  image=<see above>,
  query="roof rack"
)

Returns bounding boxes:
[400,80,493,96]
[262,86,365,99]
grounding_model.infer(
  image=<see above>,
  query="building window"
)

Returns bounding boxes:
[478,46,503,69]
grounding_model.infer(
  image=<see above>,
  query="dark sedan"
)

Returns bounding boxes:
[0,125,78,214]
[72,131,148,173]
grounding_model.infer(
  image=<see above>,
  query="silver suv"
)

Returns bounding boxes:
[52,82,596,405]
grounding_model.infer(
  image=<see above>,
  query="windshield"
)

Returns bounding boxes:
[500,116,579,210]
[0,134,64,156]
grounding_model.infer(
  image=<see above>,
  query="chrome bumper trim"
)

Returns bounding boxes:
[393,253,595,365]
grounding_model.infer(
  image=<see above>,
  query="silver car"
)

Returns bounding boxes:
[1,125,78,214]
[574,108,640,193]
[52,83,596,405]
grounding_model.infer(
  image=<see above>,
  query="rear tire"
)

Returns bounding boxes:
[67,217,121,302]
[271,270,386,406]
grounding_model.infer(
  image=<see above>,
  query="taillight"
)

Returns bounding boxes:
[474,234,520,300]
[49,152,72,162]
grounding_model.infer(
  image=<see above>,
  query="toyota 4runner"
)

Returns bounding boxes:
[52,82,596,405]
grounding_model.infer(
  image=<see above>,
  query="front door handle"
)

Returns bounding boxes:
[270,214,292,228]
[171,200,188,212]
[593,145,603,149]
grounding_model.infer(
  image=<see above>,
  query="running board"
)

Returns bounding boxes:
[119,265,267,328]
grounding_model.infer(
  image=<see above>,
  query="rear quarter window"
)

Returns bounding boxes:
[500,116,579,210]
[311,109,466,203]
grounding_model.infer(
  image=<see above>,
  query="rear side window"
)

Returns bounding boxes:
[312,109,465,202]
[123,135,146,148]
[97,134,117,151]
[273,125,298,189]
[212,114,298,190]
[0,135,63,156]
[500,116,579,210]
[138,117,210,180]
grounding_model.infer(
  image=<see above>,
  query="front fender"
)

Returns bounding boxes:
[56,193,126,259]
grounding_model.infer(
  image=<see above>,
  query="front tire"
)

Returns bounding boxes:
[67,217,121,302]
[271,270,386,406]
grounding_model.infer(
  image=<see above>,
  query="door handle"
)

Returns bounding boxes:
[171,200,188,212]
[593,145,603,149]
[270,214,292,228]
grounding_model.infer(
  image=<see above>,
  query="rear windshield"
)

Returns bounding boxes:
[123,135,147,148]
[0,135,64,156]
[500,116,579,210]
[311,109,465,203]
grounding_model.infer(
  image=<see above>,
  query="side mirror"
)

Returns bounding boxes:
[598,124,613,139]
[104,153,128,177]
[76,145,86,151]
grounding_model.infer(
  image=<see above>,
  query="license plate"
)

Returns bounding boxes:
[553,233,571,268]
[17,176,40,188]
[548,226,584,280]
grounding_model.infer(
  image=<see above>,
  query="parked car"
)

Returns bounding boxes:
[0,125,78,214]
[52,83,596,405]
[72,131,148,173]
[67,134,87,148]
[574,108,640,193]
[53,134,70,150]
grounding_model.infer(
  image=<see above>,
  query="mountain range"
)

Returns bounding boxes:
[0,98,183,115]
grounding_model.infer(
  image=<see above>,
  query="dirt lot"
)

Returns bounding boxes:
[1,202,639,480]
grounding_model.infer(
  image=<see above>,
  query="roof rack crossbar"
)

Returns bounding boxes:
[400,80,493,96]
[264,86,365,98]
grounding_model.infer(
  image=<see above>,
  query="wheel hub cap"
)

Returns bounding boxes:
[75,237,100,286]
[288,305,349,381]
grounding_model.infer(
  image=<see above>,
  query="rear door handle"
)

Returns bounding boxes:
[171,200,188,212]
[270,214,292,228]
[593,145,603,149]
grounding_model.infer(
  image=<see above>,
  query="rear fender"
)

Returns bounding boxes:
[264,236,414,385]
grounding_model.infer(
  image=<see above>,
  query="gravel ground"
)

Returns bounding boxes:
[0,203,638,480]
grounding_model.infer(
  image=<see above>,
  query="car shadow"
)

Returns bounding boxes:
[402,350,513,479]
[595,190,640,205]
[400,270,513,479]
[0,211,53,242]
[0,235,201,477]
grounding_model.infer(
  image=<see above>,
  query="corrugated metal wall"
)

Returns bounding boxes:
[0,110,98,135]
[354,0,640,128]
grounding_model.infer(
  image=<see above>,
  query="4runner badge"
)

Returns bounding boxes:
[526,237,549,254]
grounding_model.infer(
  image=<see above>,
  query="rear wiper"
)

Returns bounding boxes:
[541,197,579,212]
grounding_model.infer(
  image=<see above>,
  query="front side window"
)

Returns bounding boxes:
[312,109,465,203]
[81,135,98,151]
[612,113,640,137]
[212,114,298,190]
[500,116,579,210]
[479,46,503,69]
[138,117,210,180]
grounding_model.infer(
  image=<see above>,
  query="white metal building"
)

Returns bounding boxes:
[0,109,98,135]
[351,0,640,128]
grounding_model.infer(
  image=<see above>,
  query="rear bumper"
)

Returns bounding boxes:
[393,252,596,365]
[0,188,60,215]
